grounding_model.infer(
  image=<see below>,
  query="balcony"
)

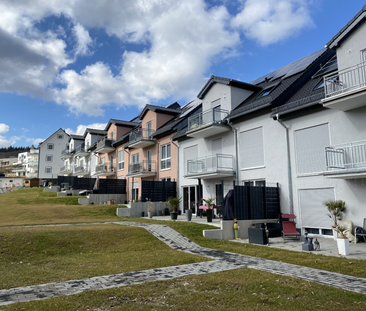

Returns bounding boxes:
[73,165,89,176]
[28,160,38,167]
[185,154,235,179]
[324,140,366,179]
[187,108,229,138]
[74,144,89,156]
[61,148,73,158]
[125,128,155,149]
[59,165,73,175]
[95,138,115,154]
[322,61,366,111]
[12,166,26,172]
[95,164,115,177]
[127,160,157,177]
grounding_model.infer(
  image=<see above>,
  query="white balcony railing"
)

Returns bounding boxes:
[325,140,366,170]
[324,61,366,98]
[74,165,89,174]
[187,154,234,175]
[188,108,228,132]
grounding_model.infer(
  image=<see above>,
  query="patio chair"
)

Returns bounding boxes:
[355,218,366,244]
[282,221,300,241]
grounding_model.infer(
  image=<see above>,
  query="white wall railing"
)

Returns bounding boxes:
[325,140,366,170]
[324,61,366,98]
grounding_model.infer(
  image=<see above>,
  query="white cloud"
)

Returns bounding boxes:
[73,23,93,57]
[26,137,45,146]
[0,123,9,134]
[0,0,315,116]
[65,123,107,135]
[231,0,314,45]
[0,136,13,148]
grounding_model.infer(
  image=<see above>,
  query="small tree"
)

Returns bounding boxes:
[167,197,181,213]
[324,199,346,228]
[202,197,216,209]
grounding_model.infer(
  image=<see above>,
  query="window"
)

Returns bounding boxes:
[160,177,171,182]
[46,155,53,162]
[100,157,105,165]
[161,144,171,170]
[47,143,54,150]
[110,132,114,140]
[294,124,330,175]
[118,150,124,170]
[45,167,52,174]
[239,127,264,169]
[313,79,325,90]
[184,145,198,174]
[147,121,152,138]
[258,86,275,98]
[58,134,63,139]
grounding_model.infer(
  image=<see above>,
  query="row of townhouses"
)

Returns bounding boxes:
[36,6,366,236]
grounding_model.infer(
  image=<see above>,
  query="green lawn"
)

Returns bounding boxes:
[0,188,365,310]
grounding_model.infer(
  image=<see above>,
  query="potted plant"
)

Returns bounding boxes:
[324,199,346,240]
[335,225,349,256]
[167,197,181,220]
[146,198,153,218]
[202,197,215,223]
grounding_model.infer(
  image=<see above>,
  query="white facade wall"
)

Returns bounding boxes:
[285,106,366,232]
[38,129,69,179]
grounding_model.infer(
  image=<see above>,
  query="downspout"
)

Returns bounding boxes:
[227,119,239,184]
[275,114,293,215]
[170,138,179,201]
[124,148,130,202]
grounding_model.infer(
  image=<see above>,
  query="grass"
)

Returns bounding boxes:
[0,188,366,310]
[0,188,121,226]
[0,224,209,289]
[2,269,366,311]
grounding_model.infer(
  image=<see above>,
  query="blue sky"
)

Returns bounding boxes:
[0,0,365,148]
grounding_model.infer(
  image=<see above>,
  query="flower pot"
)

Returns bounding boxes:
[337,238,349,256]
[332,228,338,240]
[206,209,213,223]
[170,212,178,220]
[186,209,192,221]
[148,211,153,219]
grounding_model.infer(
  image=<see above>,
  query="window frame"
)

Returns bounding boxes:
[47,143,54,150]
[160,143,171,170]
[46,155,53,162]
[118,150,125,170]
[45,167,52,174]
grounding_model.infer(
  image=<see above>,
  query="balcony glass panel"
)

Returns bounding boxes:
[128,160,156,174]
[187,154,234,174]
[128,128,155,143]
[74,144,88,155]
[96,139,114,151]
[188,108,228,131]
[326,140,366,170]
[324,62,366,98]
[96,164,115,174]
[74,165,89,174]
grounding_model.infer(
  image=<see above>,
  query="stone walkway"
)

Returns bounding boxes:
[0,221,366,306]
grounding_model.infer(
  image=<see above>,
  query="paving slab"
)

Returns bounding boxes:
[0,221,366,307]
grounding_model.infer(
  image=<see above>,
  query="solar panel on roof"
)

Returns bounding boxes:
[250,48,326,85]
[178,99,201,119]
[312,54,338,78]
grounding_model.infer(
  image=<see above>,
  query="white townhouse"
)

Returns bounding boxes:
[38,128,69,179]
[12,146,39,178]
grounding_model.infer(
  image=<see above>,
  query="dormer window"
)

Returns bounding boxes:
[110,132,114,141]
[259,86,275,97]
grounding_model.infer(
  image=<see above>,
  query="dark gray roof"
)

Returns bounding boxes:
[105,119,139,131]
[227,48,331,120]
[271,51,337,118]
[69,134,84,140]
[197,75,261,99]
[152,100,202,138]
[112,132,130,147]
[83,128,107,138]
[138,104,181,120]
[326,5,366,49]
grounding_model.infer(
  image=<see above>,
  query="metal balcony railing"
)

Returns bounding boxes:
[61,149,71,157]
[324,61,366,98]
[128,160,156,174]
[187,154,234,174]
[60,165,72,173]
[188,108,228,131]
[128,128,155,143]
[96,138,114,151]
[12,166,26,172]
[74,165,89,174]
[325,140,366,170]
[95,164,115,174]
[74,144,88,155]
